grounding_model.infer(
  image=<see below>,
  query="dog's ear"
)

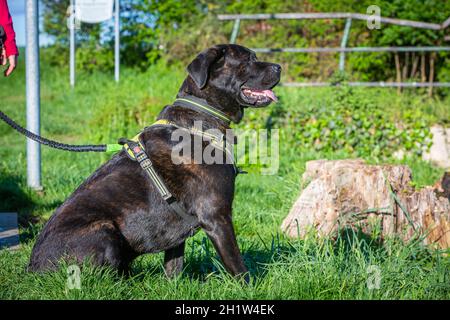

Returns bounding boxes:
[187,45,226,89]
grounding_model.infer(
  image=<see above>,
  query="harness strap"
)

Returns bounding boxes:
[151,119,239,174]
[119,137,199,237]
[115,110,245,236]
[173,95,232,125]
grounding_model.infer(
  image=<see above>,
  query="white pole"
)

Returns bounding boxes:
[70,0,75,87]
[25,0,42,190]
[114,0,120,82]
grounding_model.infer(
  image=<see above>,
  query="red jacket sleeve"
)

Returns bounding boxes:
[0,0,19,57]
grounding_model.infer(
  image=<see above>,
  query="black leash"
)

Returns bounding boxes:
[1,92,237,234]
[0,25,107,153]
[0,110,108,152]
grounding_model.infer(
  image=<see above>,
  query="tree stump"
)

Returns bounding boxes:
[281,159,450,249]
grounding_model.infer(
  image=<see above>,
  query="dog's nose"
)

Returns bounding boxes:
[271,64,282,73]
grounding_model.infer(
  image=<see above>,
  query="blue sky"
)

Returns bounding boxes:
[8,0,53,47]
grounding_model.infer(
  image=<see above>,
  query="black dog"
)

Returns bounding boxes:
[28,44,281,279]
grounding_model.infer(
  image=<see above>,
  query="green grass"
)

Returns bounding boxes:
[0,58,448,300]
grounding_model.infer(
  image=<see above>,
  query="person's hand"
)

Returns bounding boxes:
[1,48,17,77]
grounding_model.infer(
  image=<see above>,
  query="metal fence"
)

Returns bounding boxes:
[217,13,450,88]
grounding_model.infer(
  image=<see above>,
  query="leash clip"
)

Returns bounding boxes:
[118,137,144,161]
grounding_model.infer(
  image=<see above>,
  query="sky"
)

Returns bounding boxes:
[8,0,56,47]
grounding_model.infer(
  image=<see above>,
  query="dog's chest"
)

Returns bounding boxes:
[121,208,195,253]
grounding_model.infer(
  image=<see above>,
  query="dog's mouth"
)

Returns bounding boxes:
[240,87,278,107]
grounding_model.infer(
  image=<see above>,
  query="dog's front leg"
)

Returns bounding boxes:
[164,241,185,278]
[202,214,249,282]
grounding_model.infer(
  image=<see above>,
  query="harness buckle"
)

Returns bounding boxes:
[118,137,144,161]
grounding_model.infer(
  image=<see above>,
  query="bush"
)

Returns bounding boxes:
[40,0,450,84]
[84,61,185,144]
[80,62,438,164]
[270,74,433,160]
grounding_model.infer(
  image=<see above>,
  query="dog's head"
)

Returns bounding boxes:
[179,44,281,122]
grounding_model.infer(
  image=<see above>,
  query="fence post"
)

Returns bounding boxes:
[25,0,42,190]
[230,19,241,44]
[69,0,75,87]
[114,0,120,83]
[339,18,352,72]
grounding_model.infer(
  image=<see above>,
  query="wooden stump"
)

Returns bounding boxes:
[281,159,450,249]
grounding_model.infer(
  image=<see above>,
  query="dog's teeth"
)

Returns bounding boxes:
[243,88,277,102]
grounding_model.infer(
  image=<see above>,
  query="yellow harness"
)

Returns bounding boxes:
[121,119,236,170]
[117,118,238,237]
[113,97,241,237]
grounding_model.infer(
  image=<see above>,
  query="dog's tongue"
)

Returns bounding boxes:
[262,89,278,102]
[243,88,279,102]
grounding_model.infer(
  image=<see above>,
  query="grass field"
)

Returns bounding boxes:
[0,57,449,299]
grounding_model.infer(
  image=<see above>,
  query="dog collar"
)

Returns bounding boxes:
[105,97,232,154]
[173,95,232,125]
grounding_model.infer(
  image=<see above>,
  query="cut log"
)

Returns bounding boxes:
[281,160,450,249]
